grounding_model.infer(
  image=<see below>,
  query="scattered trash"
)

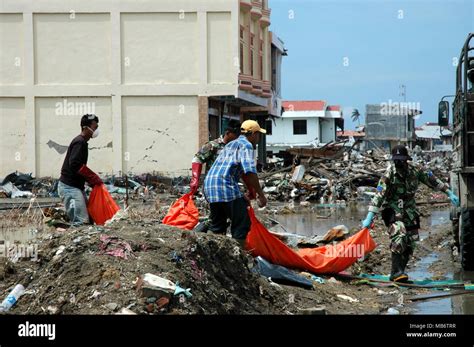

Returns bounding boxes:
[300,272,326,284]
[387,307,400,315]
[105,303,119,311]
[253,256,313,289]
[89,290,101,299]
[156,297,170,310]
[174,283,192,298]
[98,235,133,259]
[0,284,25,312]
[47,305,59,314]
[116,308,136,315]
[291,165,306,183]
[170,251,183,263]
[52,246,66,261]
[337,294,359,303]
[137,273,176,299]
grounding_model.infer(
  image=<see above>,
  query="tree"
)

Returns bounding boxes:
[351,109,361,126]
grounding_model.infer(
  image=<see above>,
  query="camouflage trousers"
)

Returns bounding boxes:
[387,221,418,255]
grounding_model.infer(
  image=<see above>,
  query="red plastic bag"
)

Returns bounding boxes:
[87,184,121,225]
[245,207,376,274]
[162,193,199,230]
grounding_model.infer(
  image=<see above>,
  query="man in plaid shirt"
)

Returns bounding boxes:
[204,120,268,248]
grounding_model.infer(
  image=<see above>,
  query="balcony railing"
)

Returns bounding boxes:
[261,80,272,98]
[252,79,263,96]
[239,74,253,92]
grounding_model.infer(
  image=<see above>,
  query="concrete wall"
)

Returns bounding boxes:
[0,0,240,178]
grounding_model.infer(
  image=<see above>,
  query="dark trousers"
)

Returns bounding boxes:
[208,197,251,240]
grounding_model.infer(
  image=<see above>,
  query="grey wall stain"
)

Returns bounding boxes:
[46,140,68,154]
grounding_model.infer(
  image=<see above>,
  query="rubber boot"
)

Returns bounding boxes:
[390,252,409,282]
[401,250,411,272]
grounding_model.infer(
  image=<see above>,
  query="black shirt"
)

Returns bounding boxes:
[59,135,88,190]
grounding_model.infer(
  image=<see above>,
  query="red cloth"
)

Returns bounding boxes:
[245,207,376,274]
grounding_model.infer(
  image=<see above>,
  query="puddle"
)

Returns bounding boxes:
[410,209,459,314]
[272,203,368,237]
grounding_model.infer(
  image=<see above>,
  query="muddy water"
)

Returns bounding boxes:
[411,209,463,315]
[272,203,368,237]
[274,206,474,314]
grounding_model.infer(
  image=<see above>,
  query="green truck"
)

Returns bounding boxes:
[439,33,474,270]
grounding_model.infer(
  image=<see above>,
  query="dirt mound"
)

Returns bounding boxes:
[1,218,286,315]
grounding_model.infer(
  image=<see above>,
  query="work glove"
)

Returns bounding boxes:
[78,164,103,187]
[362,211,375,229]
[447,190,460,207]
[190,162,202,195]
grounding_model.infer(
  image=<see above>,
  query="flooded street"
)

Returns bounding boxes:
[274,205,474,314]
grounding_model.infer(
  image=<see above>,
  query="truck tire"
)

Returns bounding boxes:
[460,208,474,270]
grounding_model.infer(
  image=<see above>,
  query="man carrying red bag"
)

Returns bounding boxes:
[58,114,103,226]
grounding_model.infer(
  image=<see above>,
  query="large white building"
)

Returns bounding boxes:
[0,0,281,178]
[266,101,344,153]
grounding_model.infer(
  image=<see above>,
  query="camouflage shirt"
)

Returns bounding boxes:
[368,163,449,226]
[192,135,226,169]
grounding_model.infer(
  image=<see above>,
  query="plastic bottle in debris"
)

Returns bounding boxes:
[0,284,25,312]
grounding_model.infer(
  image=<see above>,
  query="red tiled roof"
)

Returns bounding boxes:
[327,105,341,111]
[283,100,326,111]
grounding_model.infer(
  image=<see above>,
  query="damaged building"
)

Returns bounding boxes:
[266,101,344,154]
[0,0,284,178]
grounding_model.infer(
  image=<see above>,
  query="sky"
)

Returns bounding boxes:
[269,0,474,129]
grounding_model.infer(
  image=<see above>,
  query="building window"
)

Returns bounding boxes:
[293,120,307,135]
[266,120,272,135]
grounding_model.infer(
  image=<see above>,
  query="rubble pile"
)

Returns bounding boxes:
[262,149,387,203]
[261,147,453,205]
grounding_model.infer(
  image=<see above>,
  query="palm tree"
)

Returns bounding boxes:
[351,109,361,126]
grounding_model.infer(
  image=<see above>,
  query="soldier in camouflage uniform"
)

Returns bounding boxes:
[362,145,460,282]
[190,120,241,232]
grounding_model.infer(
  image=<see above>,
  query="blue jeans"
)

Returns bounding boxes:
[57,181,89,226]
